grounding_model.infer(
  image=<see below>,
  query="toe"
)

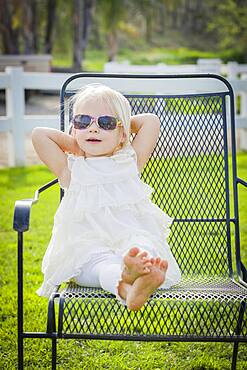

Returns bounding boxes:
[128,247,140,257]
[160,260,168,271]
[142,256,152,263]
[155,257,161,266]
[138,251,148,259]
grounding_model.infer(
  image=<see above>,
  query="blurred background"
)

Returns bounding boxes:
[0,0,247,167]
[1,0,247,70]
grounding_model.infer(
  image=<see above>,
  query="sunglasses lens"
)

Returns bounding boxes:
[98,116,117,130]
[73,115,91,129]
[72,115,120,130]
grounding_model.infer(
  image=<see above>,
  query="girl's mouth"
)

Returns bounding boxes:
[86,139,102,143]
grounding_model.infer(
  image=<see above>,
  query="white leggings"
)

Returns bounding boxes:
[73,238,156,306]
[73,251,127,305]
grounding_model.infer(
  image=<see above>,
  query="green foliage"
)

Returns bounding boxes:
[52,0,73,58]
[117,46,247,66]
[53,46,242,71]
[207,0,247,61]
[2,0,247,64]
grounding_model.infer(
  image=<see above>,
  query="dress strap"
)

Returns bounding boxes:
[58,153,80,190]
[67,153,77,171]
[111,143,138,164]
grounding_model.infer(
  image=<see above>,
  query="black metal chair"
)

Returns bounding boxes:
[14,74,247,369]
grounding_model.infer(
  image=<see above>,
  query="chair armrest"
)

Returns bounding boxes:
[236,177,247,284]
[240,262,247,284]
[13,178,58,232]
[47,286,61,333]
[237,177,247,188]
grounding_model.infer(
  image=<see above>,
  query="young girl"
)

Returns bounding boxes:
[32,83,181,311]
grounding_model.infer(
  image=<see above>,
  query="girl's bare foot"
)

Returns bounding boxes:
[122,247,153,285]
[126,257,168,311]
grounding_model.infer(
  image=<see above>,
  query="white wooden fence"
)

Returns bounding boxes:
[0,66,247,167]
[0,54,52,72]
[104,59,247,78]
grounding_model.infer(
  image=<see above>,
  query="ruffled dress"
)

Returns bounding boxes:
[36,143,181,298]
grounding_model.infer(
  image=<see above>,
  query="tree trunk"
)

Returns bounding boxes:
[91,13,102,50]
[81,0,95,62]
[192,0,202,33]
[32,0,38,52]
[73,0,83,71]
[145,14,152,43]
[171,9,178,29]
[107,30,118,62]
[22,0,33,54]
[45,0,57,54]
[157,3,166,36]
[0,0,20,54]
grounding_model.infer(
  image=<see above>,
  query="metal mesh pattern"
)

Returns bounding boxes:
[131,95,227,217]
[127,94,230,276]
[169,221,229,275]
[56,90,247,340]
[59,278,247,338]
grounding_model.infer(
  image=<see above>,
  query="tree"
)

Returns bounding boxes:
[72,0,95,71]
[0,0,21,53]
[0,0,47,55]
[22,0,36,54]
[45,0,57,54]
[97,0,128,61]
[208,0,247,62]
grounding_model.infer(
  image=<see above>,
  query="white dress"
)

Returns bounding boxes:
[36,143,181,298]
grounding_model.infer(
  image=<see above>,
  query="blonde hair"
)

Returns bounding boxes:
[68,83,131,148]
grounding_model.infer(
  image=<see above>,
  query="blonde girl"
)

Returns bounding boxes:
[32,83,181,311]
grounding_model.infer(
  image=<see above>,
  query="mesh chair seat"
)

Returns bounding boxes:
[56,276,247,339]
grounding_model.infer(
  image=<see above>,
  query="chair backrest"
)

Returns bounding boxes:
[60,74,238,278]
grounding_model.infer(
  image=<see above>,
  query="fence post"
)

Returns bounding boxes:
[227,61,238,79]
[240,74,247,150]
[196,59,222,74]
[5,66,25,167]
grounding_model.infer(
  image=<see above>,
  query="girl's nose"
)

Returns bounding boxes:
[89,120,99,131]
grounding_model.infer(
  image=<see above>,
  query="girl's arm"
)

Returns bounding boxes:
[130,113,161,173]
[31,127,84,181]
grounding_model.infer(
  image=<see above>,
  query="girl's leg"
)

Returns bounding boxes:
[74,249,168,310]
[98,262,130,305]
[73,252,131,305]
[98,253,169,310]
[97,248,154,305]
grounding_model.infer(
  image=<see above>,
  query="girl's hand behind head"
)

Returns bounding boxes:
[66,125,84,157]
[70,136,85,157]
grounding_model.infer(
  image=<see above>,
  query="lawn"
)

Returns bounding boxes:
[0,152,247,369]
[52,46,239,72]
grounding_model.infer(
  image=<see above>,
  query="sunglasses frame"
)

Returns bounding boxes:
[71,114,123,130]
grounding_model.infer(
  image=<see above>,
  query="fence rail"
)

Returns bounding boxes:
[0,66,247,167]
[104,59,247,78]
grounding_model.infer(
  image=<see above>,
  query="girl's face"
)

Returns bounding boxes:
[71,99,126,158]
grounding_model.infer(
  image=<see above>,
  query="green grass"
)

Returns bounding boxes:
[0,153,247,369]
[53,47,241,72]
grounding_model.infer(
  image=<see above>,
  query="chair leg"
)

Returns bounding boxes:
[231,300,246,370]
[18,336,23,370]
[231,342,239,370]
[52,338,57,370]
